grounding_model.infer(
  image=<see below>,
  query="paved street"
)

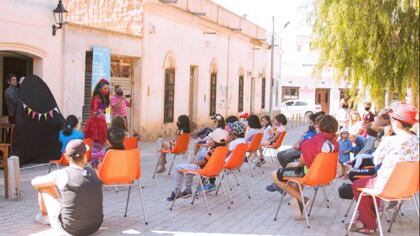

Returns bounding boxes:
[0,126,418,236]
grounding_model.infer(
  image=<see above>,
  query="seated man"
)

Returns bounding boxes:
[167,128,229,201]
[266,112,324,192]
[349,103,419,234]
[31,139,103,235]
[272,115,339,220]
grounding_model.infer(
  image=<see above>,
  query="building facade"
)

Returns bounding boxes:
[0,0,274,140]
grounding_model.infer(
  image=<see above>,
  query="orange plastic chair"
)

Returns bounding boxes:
[273,152,344,228]
[245,133,263,172]
[97,149,148,225]
[216,143,251,202]
[262,131,287,167]
[84,138,93,162]
[169,146,230,215]
[123,137,138,150]
[153,133,190,178]
[347,161,419,236]
[48,139,93,173]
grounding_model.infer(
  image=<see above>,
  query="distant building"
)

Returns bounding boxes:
[0,0,275,140]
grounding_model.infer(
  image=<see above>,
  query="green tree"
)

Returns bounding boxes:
[311,0,419,107]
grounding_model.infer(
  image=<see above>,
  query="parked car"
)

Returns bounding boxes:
[279,99,322,118]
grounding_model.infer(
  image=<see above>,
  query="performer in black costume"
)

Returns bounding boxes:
[12,75,64,164]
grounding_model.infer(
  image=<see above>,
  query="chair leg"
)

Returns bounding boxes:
[191,182,200,205]
[225,172,233,191]
[168,155,177,175]
[48,163,52,173]
[137,180,149,225]
[124,185,131,217]
[297,183,310,228]
[232,172,240,186]
[274,182,288,221]
[346,192,364,235]
[321,186,330,208]
[413,194,419,217]
[330,182,345,223]
[308,187,319,217]
[152,154,162,179]
[223,173,233,204]
[115,186,119,193]
[387,201,403,233]
[170,174,185,211]
[215,181,222,195]
[239,168,251,199]
[219,175,232,209]
[345,199,354,217]
[198,178,212,215]
[371,195,384,236]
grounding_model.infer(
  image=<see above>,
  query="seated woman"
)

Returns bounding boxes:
[157,115,191,174]
[167,128,229,201]
[349,103,418,234]
[272,115,339,220]
[59,115,84,154]
[31,140,103,235]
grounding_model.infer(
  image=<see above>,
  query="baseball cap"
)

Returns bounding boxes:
[65,139,88,159]
[211,114,224,121]
[208,128,229,144]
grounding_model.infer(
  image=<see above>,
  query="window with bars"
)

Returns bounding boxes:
[238,75,244,112]
[210,73,217,116]
[282,86,300,101]
[164,69,175,123]
[261,78,266,109]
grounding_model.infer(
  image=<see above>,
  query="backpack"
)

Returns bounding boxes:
[338,183,353,200]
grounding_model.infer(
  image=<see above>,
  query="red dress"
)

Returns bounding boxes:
[84,96,108,144]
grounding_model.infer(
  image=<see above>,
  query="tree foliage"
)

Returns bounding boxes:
[311,0,419,107]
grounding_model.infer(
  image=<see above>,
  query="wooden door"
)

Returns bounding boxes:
[315,88,330,114]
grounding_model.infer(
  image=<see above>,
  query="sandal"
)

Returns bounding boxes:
[345,221,364,232]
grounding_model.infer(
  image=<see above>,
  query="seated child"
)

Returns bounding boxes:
[59,115,84,153]
[167,128,229,201]
[194,114,225,155]
[226,121,246,160]
[31,140,103,235]
[91,127,125,167]
[349,126,365,156]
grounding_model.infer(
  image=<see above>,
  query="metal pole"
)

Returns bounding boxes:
[269,16,275,117]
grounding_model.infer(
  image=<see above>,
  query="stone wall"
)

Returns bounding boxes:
[65,0,144,36]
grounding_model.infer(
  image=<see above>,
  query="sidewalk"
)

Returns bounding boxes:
[0,126,418,236]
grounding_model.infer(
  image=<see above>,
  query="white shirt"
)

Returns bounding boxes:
[244,128,263,142]
[263,125,273,140]
[228,138,246,152]
[48,163,84,190]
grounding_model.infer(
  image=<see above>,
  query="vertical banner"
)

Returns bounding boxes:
[92,46,111,123]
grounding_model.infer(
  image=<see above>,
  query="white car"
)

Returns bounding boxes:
[279,100,322,118]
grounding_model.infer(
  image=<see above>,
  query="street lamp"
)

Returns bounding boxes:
[52,0,68,36]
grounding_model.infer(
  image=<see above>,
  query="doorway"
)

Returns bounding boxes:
[189,66,199,127]
[315,88,330,114]
[0,51,33,116]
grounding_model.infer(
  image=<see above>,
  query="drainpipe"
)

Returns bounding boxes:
[225,35,230,116]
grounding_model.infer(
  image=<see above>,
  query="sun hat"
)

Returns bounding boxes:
[208,128,229,144]
[389,103,418,125]
[230,121,245,135]
[65,139,88,159]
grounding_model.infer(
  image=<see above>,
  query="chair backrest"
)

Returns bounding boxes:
[124,137,138,150]
[380,161,419,199]
[302,152,338,186]
[198,146,229,177]
[58,154,70,165]
[271,131,287,149]
[84,138,93,161]
[247,133,263,152]
[172,133,190,154]
[97,149,141,185]
[224,143,249,170]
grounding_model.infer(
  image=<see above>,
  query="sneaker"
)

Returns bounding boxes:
[256,159,266,167]
[157,166,166,174]
[181,191,192,198]
[35,213,50,225]
[166,191,182,201]
[290,198,303,220]
[265,183,284,194]
[198,183,216,193]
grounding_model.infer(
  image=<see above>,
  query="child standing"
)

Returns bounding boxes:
[338,128,352,178]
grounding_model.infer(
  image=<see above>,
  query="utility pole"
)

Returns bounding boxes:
[268,16,275,117]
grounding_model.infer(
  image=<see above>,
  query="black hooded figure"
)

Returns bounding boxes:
[12,75,64,164]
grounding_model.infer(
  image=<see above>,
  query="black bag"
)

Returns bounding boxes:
[338,183,353,200]
[276,166,305,181]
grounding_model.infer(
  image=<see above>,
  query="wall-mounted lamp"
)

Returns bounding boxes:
[52,0,68,36]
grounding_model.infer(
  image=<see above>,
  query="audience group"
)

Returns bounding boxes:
[30,97,418,235]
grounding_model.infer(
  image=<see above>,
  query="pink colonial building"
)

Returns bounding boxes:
[0,0,272,140]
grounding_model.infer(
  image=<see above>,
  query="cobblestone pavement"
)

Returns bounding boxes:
[0,126,418,236]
